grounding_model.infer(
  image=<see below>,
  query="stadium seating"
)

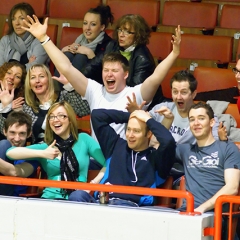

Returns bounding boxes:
[0,0,48,41]
[148,32,173,65]
[214,4,240,61]
[157,1,218,35]
[48,0,102,46]
[105,0,160,29]
[77,115,91,135]
[174,34,233,69]
[59,27,83,50]
[0,0,47,16]
[224,103,240,128]
[193,67,238,103]
[193,67,237,92]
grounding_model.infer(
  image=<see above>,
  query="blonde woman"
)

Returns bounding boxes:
[0,64,90,143]
[7,101,105,200]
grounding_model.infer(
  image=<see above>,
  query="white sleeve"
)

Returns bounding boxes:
[0,103,12,113]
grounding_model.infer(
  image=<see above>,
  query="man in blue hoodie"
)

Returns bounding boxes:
[69,108,176,206]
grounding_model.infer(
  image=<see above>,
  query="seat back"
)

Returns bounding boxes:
[219,4,240,29]
[194,67,237,92]
[175,34,233,68]
[193,67,238,103]
[148,32,172,63]
[48,0,101,46]
[155,176,174,207]
[0,0,47,17]
[161,2,218,28]
[224,104,240,128]
[77,115,91,135]
[87,170,100,183]
[105,0,160,28]
[59,27,83,50]
[48,0,101,19]
[214,4,240,61]
[19,166,43,197]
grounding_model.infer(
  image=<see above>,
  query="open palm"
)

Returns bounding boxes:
[22,15,48,41]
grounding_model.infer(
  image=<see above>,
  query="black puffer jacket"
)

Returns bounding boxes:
[81,33,112,84]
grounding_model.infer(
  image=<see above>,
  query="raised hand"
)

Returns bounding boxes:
[0,81,14,107]
[218,121,228,141]
[12,97,24,111]
[126,93,146,113]
[44,140,60,159]
[52,72,69,85]
[22,15,48,42]
[171,25,181,54]
[130,110,151,123]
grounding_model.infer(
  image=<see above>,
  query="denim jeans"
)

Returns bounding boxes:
[68,190,139,207]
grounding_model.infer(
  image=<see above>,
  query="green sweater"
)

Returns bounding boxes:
[7,133,105,199]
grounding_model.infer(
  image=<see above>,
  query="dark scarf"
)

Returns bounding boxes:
[55,134,79,196]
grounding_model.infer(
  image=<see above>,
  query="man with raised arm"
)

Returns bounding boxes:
[22,15,181,139]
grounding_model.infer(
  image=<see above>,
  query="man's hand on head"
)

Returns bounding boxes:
[130,110,151,123]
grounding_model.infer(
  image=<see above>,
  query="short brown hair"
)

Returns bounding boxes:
[4,111,32,136]
[102,52,129,72]
[170,70,198,93]
[188,102,214,120]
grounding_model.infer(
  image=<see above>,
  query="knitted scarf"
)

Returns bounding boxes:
[8,32,35,61]
[55,134,79,196]
[74,31,105,52]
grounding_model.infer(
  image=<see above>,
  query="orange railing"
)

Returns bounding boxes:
[0,175,196,213]
[204,195,240,240]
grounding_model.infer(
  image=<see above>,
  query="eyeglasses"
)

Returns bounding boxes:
[48,114,68,121]
[232,67,240,75]
[117,28,135,36]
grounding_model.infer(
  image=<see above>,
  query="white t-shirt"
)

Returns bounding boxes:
[84,79,146,140]
[169,107,189,142]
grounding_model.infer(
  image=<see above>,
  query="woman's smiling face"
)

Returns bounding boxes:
[3,66,23,91]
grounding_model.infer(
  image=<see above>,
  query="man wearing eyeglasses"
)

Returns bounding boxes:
[0,111,38,196]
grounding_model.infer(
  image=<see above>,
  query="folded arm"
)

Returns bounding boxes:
[91,109,130,160]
